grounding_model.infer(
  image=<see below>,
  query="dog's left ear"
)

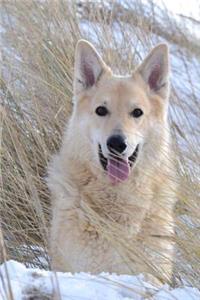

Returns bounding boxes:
[136,44,170,99]
[74,40,110,95]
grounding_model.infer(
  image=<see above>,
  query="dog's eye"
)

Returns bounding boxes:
[131,108,143,118]
[95,106,109,116]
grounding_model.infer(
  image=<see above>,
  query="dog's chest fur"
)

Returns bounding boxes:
[49,160,171,274]
[67,161,155,229]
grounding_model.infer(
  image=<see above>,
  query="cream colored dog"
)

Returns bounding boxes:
[47,40,176,282]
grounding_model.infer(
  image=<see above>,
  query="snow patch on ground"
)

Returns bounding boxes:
[0,260,200,300]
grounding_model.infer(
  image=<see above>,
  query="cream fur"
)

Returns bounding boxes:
[47,40,177,283]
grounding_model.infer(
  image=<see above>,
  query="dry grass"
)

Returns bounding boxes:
[0,0,200,288]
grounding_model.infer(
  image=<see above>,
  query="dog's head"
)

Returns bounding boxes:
[72,40,170,184]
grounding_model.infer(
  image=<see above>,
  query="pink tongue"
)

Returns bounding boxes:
[107,158,130,185]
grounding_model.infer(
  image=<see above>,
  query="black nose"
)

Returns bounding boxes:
[107,135,127,154]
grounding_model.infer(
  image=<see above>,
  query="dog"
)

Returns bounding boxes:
[47,40,177,283]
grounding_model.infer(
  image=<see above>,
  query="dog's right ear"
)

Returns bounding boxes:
[74,40,109,95]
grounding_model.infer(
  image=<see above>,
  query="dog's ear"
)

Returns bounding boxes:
[74,40,109,94]
[136,44,170,99]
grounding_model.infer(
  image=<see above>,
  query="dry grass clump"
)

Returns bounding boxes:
[1,0,200,287]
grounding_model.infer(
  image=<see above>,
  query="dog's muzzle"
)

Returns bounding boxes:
[98,144,139,184]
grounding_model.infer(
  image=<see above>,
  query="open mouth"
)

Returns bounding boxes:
[98,144,139,184]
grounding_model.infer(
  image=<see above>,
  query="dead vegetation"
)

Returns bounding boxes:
[0,0,200,288]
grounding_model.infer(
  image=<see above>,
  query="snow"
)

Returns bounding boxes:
[0,260,200,300]
[156,0,200,19]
